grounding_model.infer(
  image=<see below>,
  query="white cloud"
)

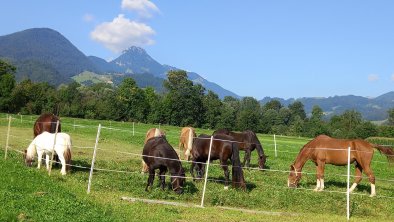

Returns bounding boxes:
[90,14,155,53]
[121,0,159,18]
[368,74,379,82]
[83,13,95,22]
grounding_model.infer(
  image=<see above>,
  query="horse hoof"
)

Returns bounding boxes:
[313,188,319,192]
[369,193,376,197]
[224,186,229,190]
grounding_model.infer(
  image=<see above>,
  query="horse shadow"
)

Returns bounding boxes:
[306,180,370,193]
[68,159,92,173]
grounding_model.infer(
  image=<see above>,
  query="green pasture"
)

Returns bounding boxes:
[0,114,393,221]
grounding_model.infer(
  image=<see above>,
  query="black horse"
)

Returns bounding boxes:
[213,129,267,169]
[142,136,185,194]
[190,134,246,190]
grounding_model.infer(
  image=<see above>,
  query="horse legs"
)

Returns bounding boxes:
[221,160,230,190]
[45,154,50,171]
[314,161,325,191]
[363,166,376,197]
[37,150,43,169]
[158,167,167,190]
[57,153,67,175]
[243,149,251,168]
[145,168,155,192]
[349,164,363,193]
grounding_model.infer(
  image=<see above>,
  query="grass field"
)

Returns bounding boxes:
[0,114,393,221]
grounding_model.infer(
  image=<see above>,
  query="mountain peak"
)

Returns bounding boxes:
[122,46,147,55]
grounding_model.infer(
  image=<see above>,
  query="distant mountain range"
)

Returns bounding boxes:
[260,92,394,121]
[0,28,239,99]
[0,28,393,121]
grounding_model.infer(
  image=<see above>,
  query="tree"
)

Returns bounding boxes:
[263,99,283,112]
[117,78,148,122]
[288,101,306,121]
[0,60,16,111]
[163,70,205,126]
[202,90,223,129]
[388,108,394,126]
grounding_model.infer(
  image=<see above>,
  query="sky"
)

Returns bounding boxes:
[1,0,394,100]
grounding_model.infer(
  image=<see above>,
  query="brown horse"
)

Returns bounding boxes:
[141,128,166,173]
[33,113,62,168]
[190,134,246,190]
[288,135,394,197]
[213,129,267,169]
[178,127,196,160]
[34,113,61,137]
[143,136,185,194]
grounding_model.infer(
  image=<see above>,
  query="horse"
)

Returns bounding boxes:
[287,135,394,197]
[142,136,185,194]
[141,128,166,173]
[33,113,61,137]
[24,132,72,175]
[178,127,196,160]
[34,113,61,164]
[213,129,267,169]
[190,134,246,190]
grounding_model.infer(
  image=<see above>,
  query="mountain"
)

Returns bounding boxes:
[0,28,97,85]
[0,28,238,98]
[260,92,394,121]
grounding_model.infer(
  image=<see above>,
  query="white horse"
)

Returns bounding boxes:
[24,132,72,175]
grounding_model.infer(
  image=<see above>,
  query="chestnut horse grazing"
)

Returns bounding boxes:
[141,128,166,173]
[213,129,267,169]
[178,127,196,160]
[143,137,185,194]
[24,132,72,175]
[288,135,394,197]
[191,134,246,190]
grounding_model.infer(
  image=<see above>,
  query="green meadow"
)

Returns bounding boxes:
[0,114,393,221]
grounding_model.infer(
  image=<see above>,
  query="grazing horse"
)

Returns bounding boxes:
[178,127,196,160]
[34,113,61,164]
[24,132,72,175]
[213,129,267,169]
[141,128,166,173]
[143,137,185,194]
[191,134,246,190]
[287,135,394,197]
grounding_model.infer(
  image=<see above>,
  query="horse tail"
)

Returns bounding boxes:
[185,128,193,158]
[373,144,394,163]
[64,137,72,172]
[231,142,246,190]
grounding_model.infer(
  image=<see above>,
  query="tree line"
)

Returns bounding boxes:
[1,59,393,139]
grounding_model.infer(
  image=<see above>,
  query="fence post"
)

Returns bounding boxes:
[201,136,214,207]
[87,124,102,194]
[73,119,76,130]
[48,120,60,176]
[132,122,135,136]
[4,116,12,160]
[346,146,351,220]
[274,134,277,157]
[20,115,23,123]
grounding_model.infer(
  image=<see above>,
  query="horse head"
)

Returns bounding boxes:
[258,154,267,169]
[287,165,302,188]
[171,168,185,194]
[24,149,34,167]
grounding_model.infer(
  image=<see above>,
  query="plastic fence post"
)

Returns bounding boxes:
[4,116,12,160]
[346,146,351,220]
[48,120,60,176]
[201,136,214,207]
[87,124,102,194]
[274,134,277,157]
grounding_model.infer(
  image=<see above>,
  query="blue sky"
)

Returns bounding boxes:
[1,0,394,99]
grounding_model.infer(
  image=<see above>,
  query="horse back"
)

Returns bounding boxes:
[143,137,179,169]
[34,113,61,137]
